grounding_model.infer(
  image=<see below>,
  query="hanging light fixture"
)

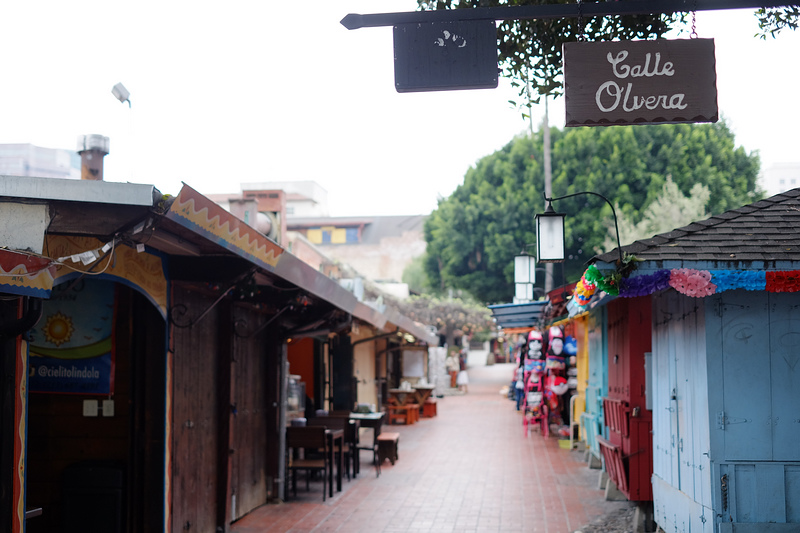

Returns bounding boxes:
[514,251,536,284]
[514,248,537,302]
[535,201,566,263]
[515,282,534,301]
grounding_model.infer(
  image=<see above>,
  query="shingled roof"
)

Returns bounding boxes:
[593,188,800,266]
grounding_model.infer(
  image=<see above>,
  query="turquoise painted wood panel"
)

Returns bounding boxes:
[652,291,711,506]
[652,291,678,486]
[587,306,608,438]
[719,462,796,524]
[787,465,800,522]
[769,292,800,462]
[719,291,772,461]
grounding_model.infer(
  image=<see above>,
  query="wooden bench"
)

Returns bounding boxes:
[377,432,399,465]
[422,398,438,418]
[405,403,420,424]
[386,405,408,425]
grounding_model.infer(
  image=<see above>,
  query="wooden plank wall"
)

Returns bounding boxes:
[171,284,221,533]
[230,303,269,521]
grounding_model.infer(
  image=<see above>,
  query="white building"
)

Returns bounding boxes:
[0,143,80,180]
[758,162,800,196]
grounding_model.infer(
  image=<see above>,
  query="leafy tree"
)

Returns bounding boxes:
[401,254,429,294]
[757,6,800,38]
[395,294,494,346]
[600,176,710,253]
[424,121,761,303]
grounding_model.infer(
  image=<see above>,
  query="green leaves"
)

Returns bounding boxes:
[756,7,800,39]
[423,121,761,303]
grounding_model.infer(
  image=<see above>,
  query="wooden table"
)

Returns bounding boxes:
[387,388,414,406]
[327,429,344,497]
[411,384,436,405]
[351,412,385,472]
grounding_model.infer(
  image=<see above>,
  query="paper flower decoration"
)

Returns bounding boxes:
[583,265,604,285]
[766,270,800,293]
[574,277,597,306]
[711,270,766,292]
[669,268,717,298]
[619,270,671,298]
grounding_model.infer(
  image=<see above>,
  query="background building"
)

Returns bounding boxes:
[0,143,80,180]
[759,162,800,196]
[210,181,428,299]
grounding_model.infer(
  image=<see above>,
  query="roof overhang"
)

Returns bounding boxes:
[159,184,432,340]
[488,301,548,330]
[0,175,157,206]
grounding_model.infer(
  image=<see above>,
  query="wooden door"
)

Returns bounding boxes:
[230,306,269,521]
[171,285,221,533]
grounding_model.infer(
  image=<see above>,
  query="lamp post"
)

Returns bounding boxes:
[514,250,535,302]
[111,82,134,181]
[111,83,131,107]
[513,249,557,302]
[536,191,624,266]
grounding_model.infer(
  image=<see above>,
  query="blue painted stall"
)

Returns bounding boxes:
[583,305,608,464]
[590,189,800,532]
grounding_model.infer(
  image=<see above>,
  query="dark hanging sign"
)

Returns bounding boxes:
[564,39,718,127]
[393,20,498,93]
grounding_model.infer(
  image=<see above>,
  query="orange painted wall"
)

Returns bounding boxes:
[287,337,315,399]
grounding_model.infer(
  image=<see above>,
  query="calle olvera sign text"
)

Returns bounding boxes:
[564,39,718,127]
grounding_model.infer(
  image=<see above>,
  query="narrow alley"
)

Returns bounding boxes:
[232,357,630,533]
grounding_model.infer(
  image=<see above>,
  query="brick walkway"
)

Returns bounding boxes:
[232,361,622,533]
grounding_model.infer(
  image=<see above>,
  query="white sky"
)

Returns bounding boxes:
[0,2,797,216]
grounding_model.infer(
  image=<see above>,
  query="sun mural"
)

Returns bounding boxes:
[42,311,74,347]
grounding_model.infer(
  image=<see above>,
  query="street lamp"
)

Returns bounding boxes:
[514,249,536,302]
[536,191,624,265]
[111,82,131,107]
[535,201,566,263]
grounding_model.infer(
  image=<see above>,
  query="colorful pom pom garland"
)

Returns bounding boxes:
[570,267,800,308]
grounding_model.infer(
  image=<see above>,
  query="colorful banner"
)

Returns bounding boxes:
[0,249,56,298]
[28,280,116,395]
[47,235,168,318]
[166,184,284,270]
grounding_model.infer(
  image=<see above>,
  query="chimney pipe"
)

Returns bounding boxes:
[77,134,110,181]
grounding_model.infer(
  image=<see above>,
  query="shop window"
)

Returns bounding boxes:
[307,229,322,244]
[332,228,347,244]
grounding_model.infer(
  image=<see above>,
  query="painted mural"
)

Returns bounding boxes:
[28,280,116,395]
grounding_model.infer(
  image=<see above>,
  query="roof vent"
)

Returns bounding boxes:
[77,134,110,181]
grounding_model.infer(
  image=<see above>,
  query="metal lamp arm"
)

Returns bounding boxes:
[543,191,624,265]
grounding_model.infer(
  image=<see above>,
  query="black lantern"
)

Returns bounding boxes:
[535,201,566,263]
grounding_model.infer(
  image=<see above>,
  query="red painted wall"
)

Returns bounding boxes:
[287,337,315,400]
[605,296,653,501]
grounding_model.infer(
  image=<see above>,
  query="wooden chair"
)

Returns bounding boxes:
[307,417,357,481]
[356,426,381,477]
[286,426,328,501]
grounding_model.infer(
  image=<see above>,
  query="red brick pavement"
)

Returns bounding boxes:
[232,362,623,533]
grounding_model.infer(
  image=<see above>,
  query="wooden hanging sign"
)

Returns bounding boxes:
[564,39,718,127]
